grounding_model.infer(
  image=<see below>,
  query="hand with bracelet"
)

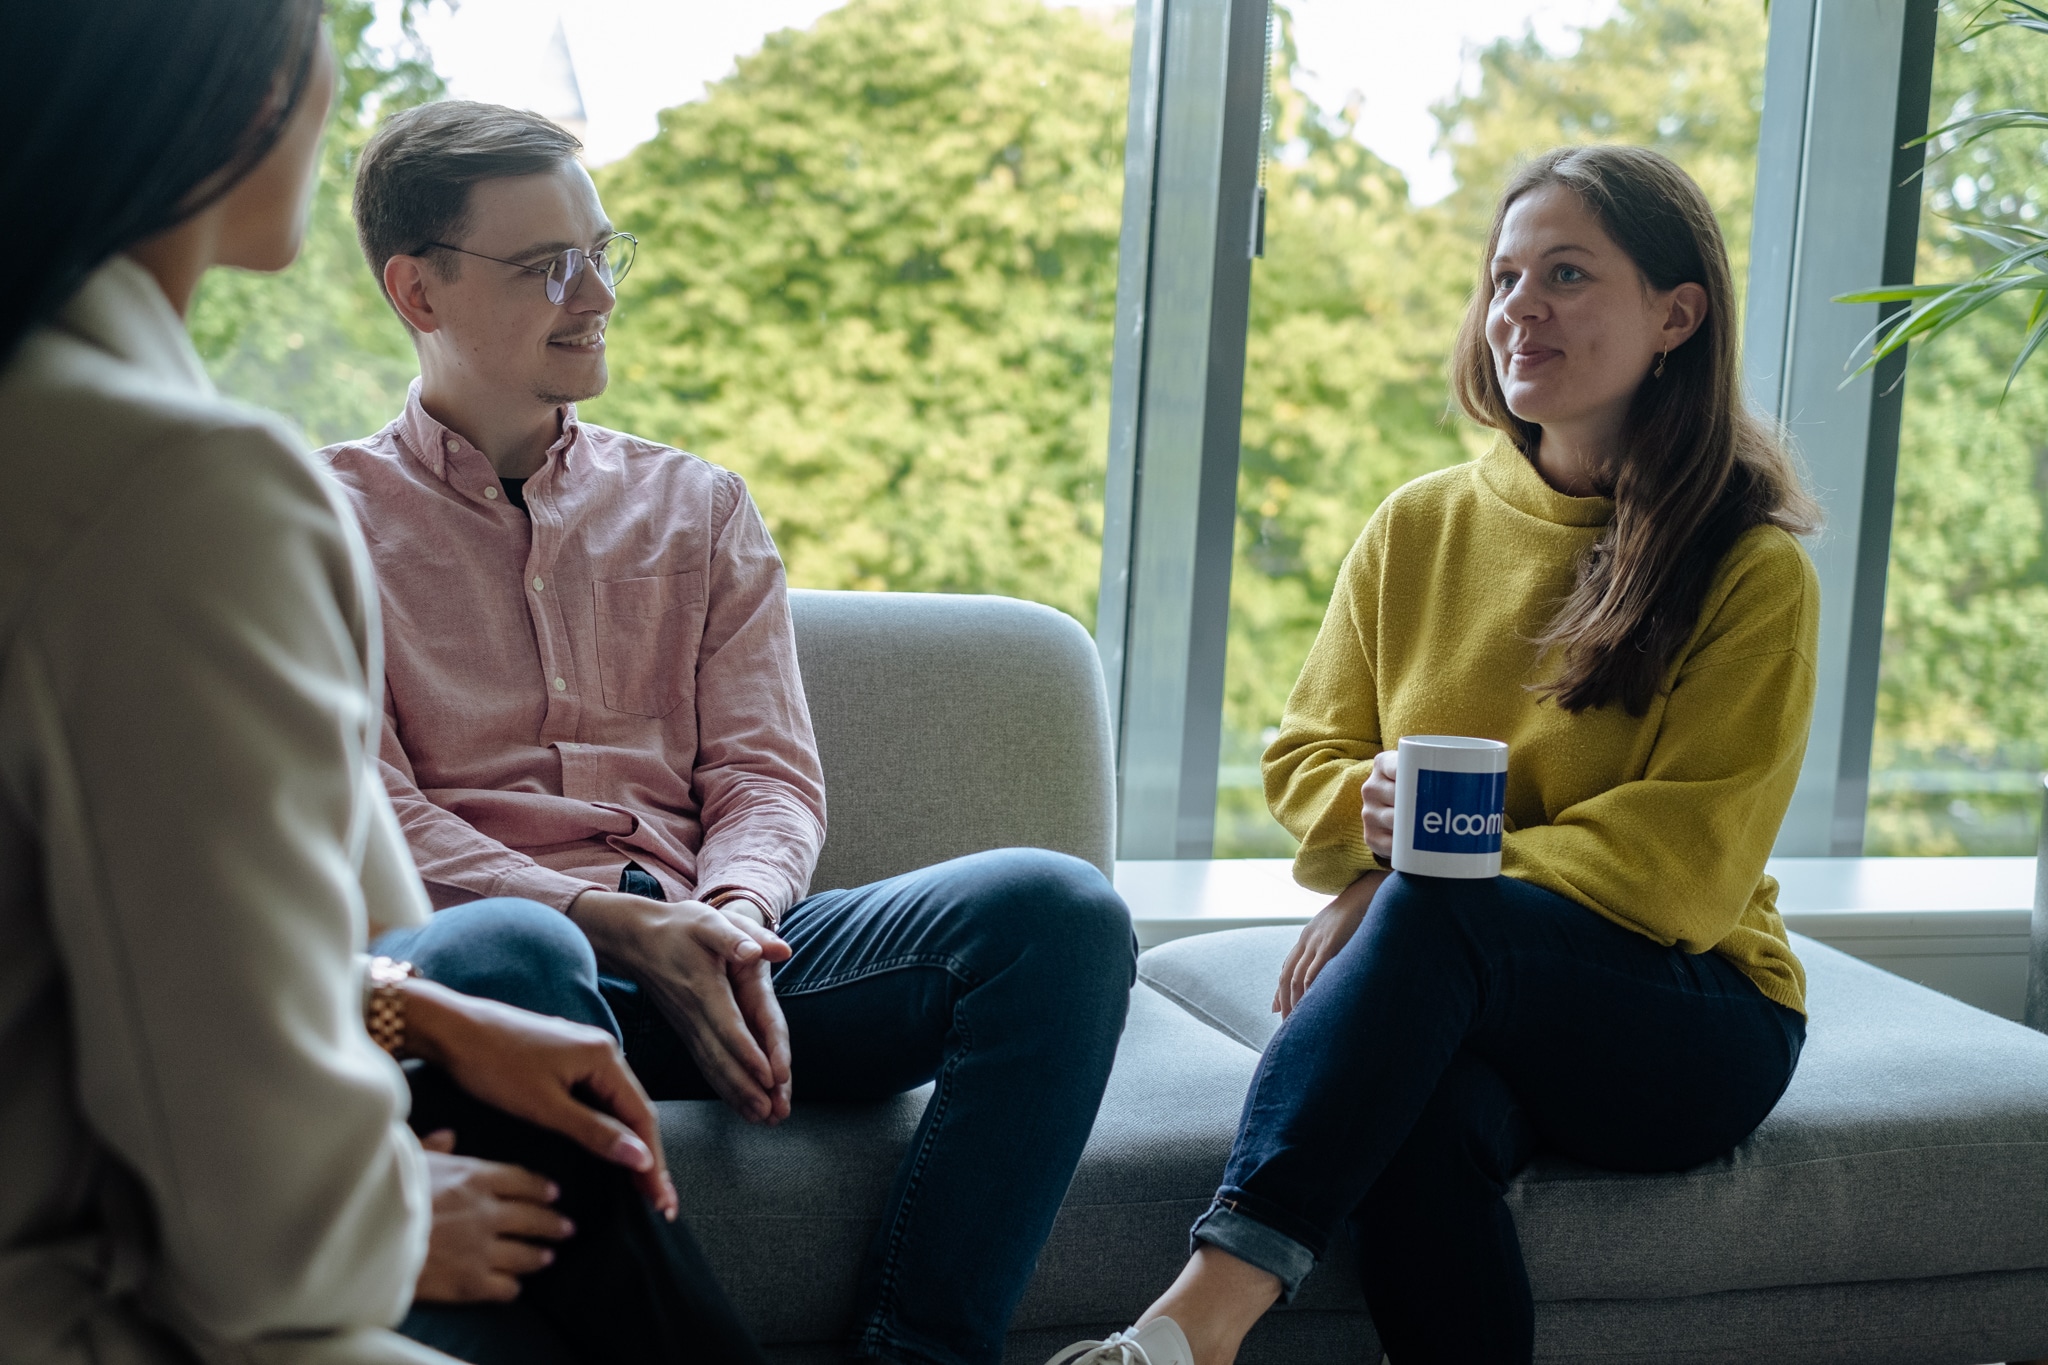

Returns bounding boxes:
[367,960,676,1303]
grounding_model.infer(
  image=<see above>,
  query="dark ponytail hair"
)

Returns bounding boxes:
[0,0,325,368]
[1451,145,1820,715]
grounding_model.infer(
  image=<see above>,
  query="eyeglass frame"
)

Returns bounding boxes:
[415,231,638,305]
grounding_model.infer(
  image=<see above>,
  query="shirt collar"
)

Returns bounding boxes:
[56,255,215,398]
[397,379,585,485]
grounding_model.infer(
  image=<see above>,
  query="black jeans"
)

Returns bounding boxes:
[1190,872,1805,1365]
[372,904,768,1365]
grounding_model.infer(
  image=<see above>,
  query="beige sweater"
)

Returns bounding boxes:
[0,258,445,1365]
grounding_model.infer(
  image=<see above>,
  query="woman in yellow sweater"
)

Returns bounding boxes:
[1053,146,1819,1365]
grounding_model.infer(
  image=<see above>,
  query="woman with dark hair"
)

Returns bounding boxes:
[1053,145,1818,1365]
[0,5,763,1364]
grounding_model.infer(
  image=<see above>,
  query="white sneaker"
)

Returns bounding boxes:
[1043,1316,1194,1365]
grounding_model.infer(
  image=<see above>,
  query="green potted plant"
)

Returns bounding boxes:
[1839,1,2048,389]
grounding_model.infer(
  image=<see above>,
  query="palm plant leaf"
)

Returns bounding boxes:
[2008,301,2048,386]
[1838,266,2048,391]
[1961,0,2048,40]
[1901,4,2048,167]
[1838,2,2048,389]
[1916,107,2048,158]
[1953,222,2048,252]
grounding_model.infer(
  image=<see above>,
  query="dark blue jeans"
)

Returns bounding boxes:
[395,848,1135,1365]
[1190,872,1805,1365]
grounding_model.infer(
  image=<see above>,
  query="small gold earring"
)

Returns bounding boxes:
[1653,351,1667,379]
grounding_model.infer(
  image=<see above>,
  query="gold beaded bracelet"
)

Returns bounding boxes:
[365,955,420,1056]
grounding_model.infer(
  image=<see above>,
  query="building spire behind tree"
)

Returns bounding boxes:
[538,17,587,147]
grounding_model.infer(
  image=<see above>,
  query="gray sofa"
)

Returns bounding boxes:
[658,590,2048,1364]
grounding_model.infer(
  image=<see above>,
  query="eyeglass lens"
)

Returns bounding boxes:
[544,235,636,305]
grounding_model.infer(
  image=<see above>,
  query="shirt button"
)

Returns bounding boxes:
[445,439,458,454]
[484,486,499,500]
[532,577,546,592]
[553,677,567,692]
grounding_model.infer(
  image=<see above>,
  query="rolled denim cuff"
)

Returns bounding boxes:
[1188,1200,1317,1303]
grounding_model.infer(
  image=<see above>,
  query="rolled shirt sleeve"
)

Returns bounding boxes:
[690,482,827,920]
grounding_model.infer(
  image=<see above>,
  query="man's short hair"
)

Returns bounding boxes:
[354,100,582,303]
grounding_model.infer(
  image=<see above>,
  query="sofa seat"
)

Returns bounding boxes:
[1137,924,2048,1362]
[662,978,1393,1363]
[660,985,1335,1359]
[663,920,2048,1364]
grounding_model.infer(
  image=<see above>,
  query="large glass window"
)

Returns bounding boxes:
[1866,0,2048,856]
[195,0,1129,634]
[1216,0,1771,856]
[188,1,439,446]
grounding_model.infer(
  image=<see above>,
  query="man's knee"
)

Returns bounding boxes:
[937,848,1135,988]
[407,898,599,1019]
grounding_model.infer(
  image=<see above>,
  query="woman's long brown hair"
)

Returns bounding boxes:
[1452,144,1820,715]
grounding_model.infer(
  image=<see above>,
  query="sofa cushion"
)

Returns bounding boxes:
[789,590,1115,891]
[1137,925,2048,1301]
[1530,1269,2048,1365]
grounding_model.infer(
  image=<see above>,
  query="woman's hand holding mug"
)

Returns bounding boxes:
[1360,750,1398,860]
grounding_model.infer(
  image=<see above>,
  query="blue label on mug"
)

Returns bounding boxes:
[1410,768,1507,853]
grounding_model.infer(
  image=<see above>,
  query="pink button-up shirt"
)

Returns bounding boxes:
[320,385,826,917]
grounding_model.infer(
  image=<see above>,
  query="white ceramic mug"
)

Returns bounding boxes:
[1390,735,1510,879]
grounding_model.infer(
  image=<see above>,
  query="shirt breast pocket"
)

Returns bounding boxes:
[593,571,705,718]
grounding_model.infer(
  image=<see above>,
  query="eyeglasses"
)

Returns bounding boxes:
[419,231,638,304]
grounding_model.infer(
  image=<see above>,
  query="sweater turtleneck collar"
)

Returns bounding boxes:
[1476,435,1614,529]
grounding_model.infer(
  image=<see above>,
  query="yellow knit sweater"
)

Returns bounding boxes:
[1264,439,1819,1015]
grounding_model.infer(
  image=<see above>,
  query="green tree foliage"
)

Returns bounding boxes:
[584,0,1130,620]
[189,1,440,446]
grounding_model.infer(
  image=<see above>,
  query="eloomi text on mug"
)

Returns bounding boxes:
[1420,810,1505,837]
[1409,767,1508,854]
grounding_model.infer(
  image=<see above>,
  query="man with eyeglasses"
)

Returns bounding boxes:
[319,100,1136,1365]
